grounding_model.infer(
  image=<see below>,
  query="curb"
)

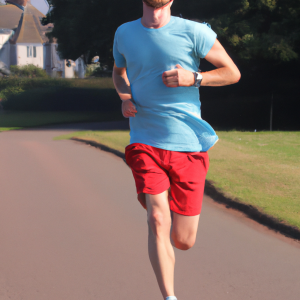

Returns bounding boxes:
[72,137,300,242]
[204,181,300,241]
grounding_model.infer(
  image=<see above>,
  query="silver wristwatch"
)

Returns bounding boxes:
[193,72,203,88]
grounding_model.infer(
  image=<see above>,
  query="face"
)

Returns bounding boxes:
[142,0,173,27]
[143,0,173,10]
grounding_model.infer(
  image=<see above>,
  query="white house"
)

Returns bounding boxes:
[0,0,85,78]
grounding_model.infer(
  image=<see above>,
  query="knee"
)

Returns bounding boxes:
[172,234,196,251]
[148,211,171,236]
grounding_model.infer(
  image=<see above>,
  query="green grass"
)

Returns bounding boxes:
[0,127,20,131]
[56,130,300,230]
[54,130,130,152]
[0,111,122,132]
[207,131,300,229]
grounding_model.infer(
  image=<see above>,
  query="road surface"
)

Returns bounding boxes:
[0,122,299,300]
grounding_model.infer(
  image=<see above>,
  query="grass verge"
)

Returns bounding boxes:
[54,130,130,152]
[0,127,20,131]
[56,130,300,231]
[207,131,300,230]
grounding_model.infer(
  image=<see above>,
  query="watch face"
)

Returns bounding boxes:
[197,73,203,80]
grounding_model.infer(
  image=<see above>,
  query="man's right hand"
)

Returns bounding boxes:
[122,99,137,118]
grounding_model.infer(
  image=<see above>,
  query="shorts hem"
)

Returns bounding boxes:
[169,201,202,216]
[137,183,170,196]
[170,208,202,217]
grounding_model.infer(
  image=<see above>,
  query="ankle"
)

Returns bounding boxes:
[166,296,177,300]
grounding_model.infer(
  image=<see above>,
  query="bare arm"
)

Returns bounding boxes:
[113,63,137,118]
[201,39,241,86]
[162,39,241,87]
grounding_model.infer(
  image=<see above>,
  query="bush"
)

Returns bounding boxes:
[85,64,112,78]
[0,86,24,101]
[0,77,72,101]
[85,64,97,77]
[0,77,120,112]
[2,87,120,112]
[10,65,48,78]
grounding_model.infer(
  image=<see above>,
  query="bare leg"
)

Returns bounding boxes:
[137,193,147,209]
[146,190,175,299]
[171,212,200,250]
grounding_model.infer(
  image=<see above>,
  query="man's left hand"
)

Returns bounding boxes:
[162,64,195,88]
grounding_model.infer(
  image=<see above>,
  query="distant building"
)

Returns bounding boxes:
[0,0,85,78]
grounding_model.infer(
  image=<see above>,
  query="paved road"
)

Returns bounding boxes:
[1,122,300,300]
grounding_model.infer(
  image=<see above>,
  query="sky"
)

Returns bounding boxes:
[0,1,49,15]
[30,0,49,15]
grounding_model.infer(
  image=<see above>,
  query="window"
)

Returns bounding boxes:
[27,46,37,58]
[27,46,32,57]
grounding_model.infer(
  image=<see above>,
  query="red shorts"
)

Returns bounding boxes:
[125,143,209,216]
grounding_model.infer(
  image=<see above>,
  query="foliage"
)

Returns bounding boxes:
[207,0,300,63]
[85,64,101,77]
[0,112,121,130]
[49,0,142,66]
[0,78,120,112]
[41,0,54,24]
[85,64,112,77]
[41,12,53,26]
[0,86,24,101]
[1,76,298,129]
[0,77,71,101]
[49,0,300,68]
[10,65,49,78]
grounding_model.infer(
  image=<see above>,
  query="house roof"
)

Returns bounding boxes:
[27,2,45,19]
[0,4,23,31]
[10,3,47,44]
[0,2,54,45]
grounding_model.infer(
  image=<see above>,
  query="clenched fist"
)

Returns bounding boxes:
[122,99,137,118]
[162,64,195,88]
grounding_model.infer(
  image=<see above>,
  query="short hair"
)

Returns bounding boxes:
[143,0,172,9]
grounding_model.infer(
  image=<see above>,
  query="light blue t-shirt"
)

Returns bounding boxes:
[113,16,218,152]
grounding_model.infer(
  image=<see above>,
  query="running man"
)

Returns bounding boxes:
[113,1,240,299]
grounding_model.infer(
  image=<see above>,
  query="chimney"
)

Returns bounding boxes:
[6,0,29,7]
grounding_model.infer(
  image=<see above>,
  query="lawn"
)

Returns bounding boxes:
[56,130,300,230]
[207,131,300,230]
[54,130,130,152]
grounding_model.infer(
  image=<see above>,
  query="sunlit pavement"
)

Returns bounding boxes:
[0,122,299,300]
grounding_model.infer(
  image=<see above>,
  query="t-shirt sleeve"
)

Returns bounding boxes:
[113,29,127,68]
[194,23,217,59]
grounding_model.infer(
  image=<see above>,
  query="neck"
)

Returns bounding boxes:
[141,3,171,29]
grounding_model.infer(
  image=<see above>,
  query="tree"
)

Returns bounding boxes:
[48,0,300,68]
[49,0,142,65]
[205,0,300,63]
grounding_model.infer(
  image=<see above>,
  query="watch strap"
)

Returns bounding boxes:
[193,72,203,88]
